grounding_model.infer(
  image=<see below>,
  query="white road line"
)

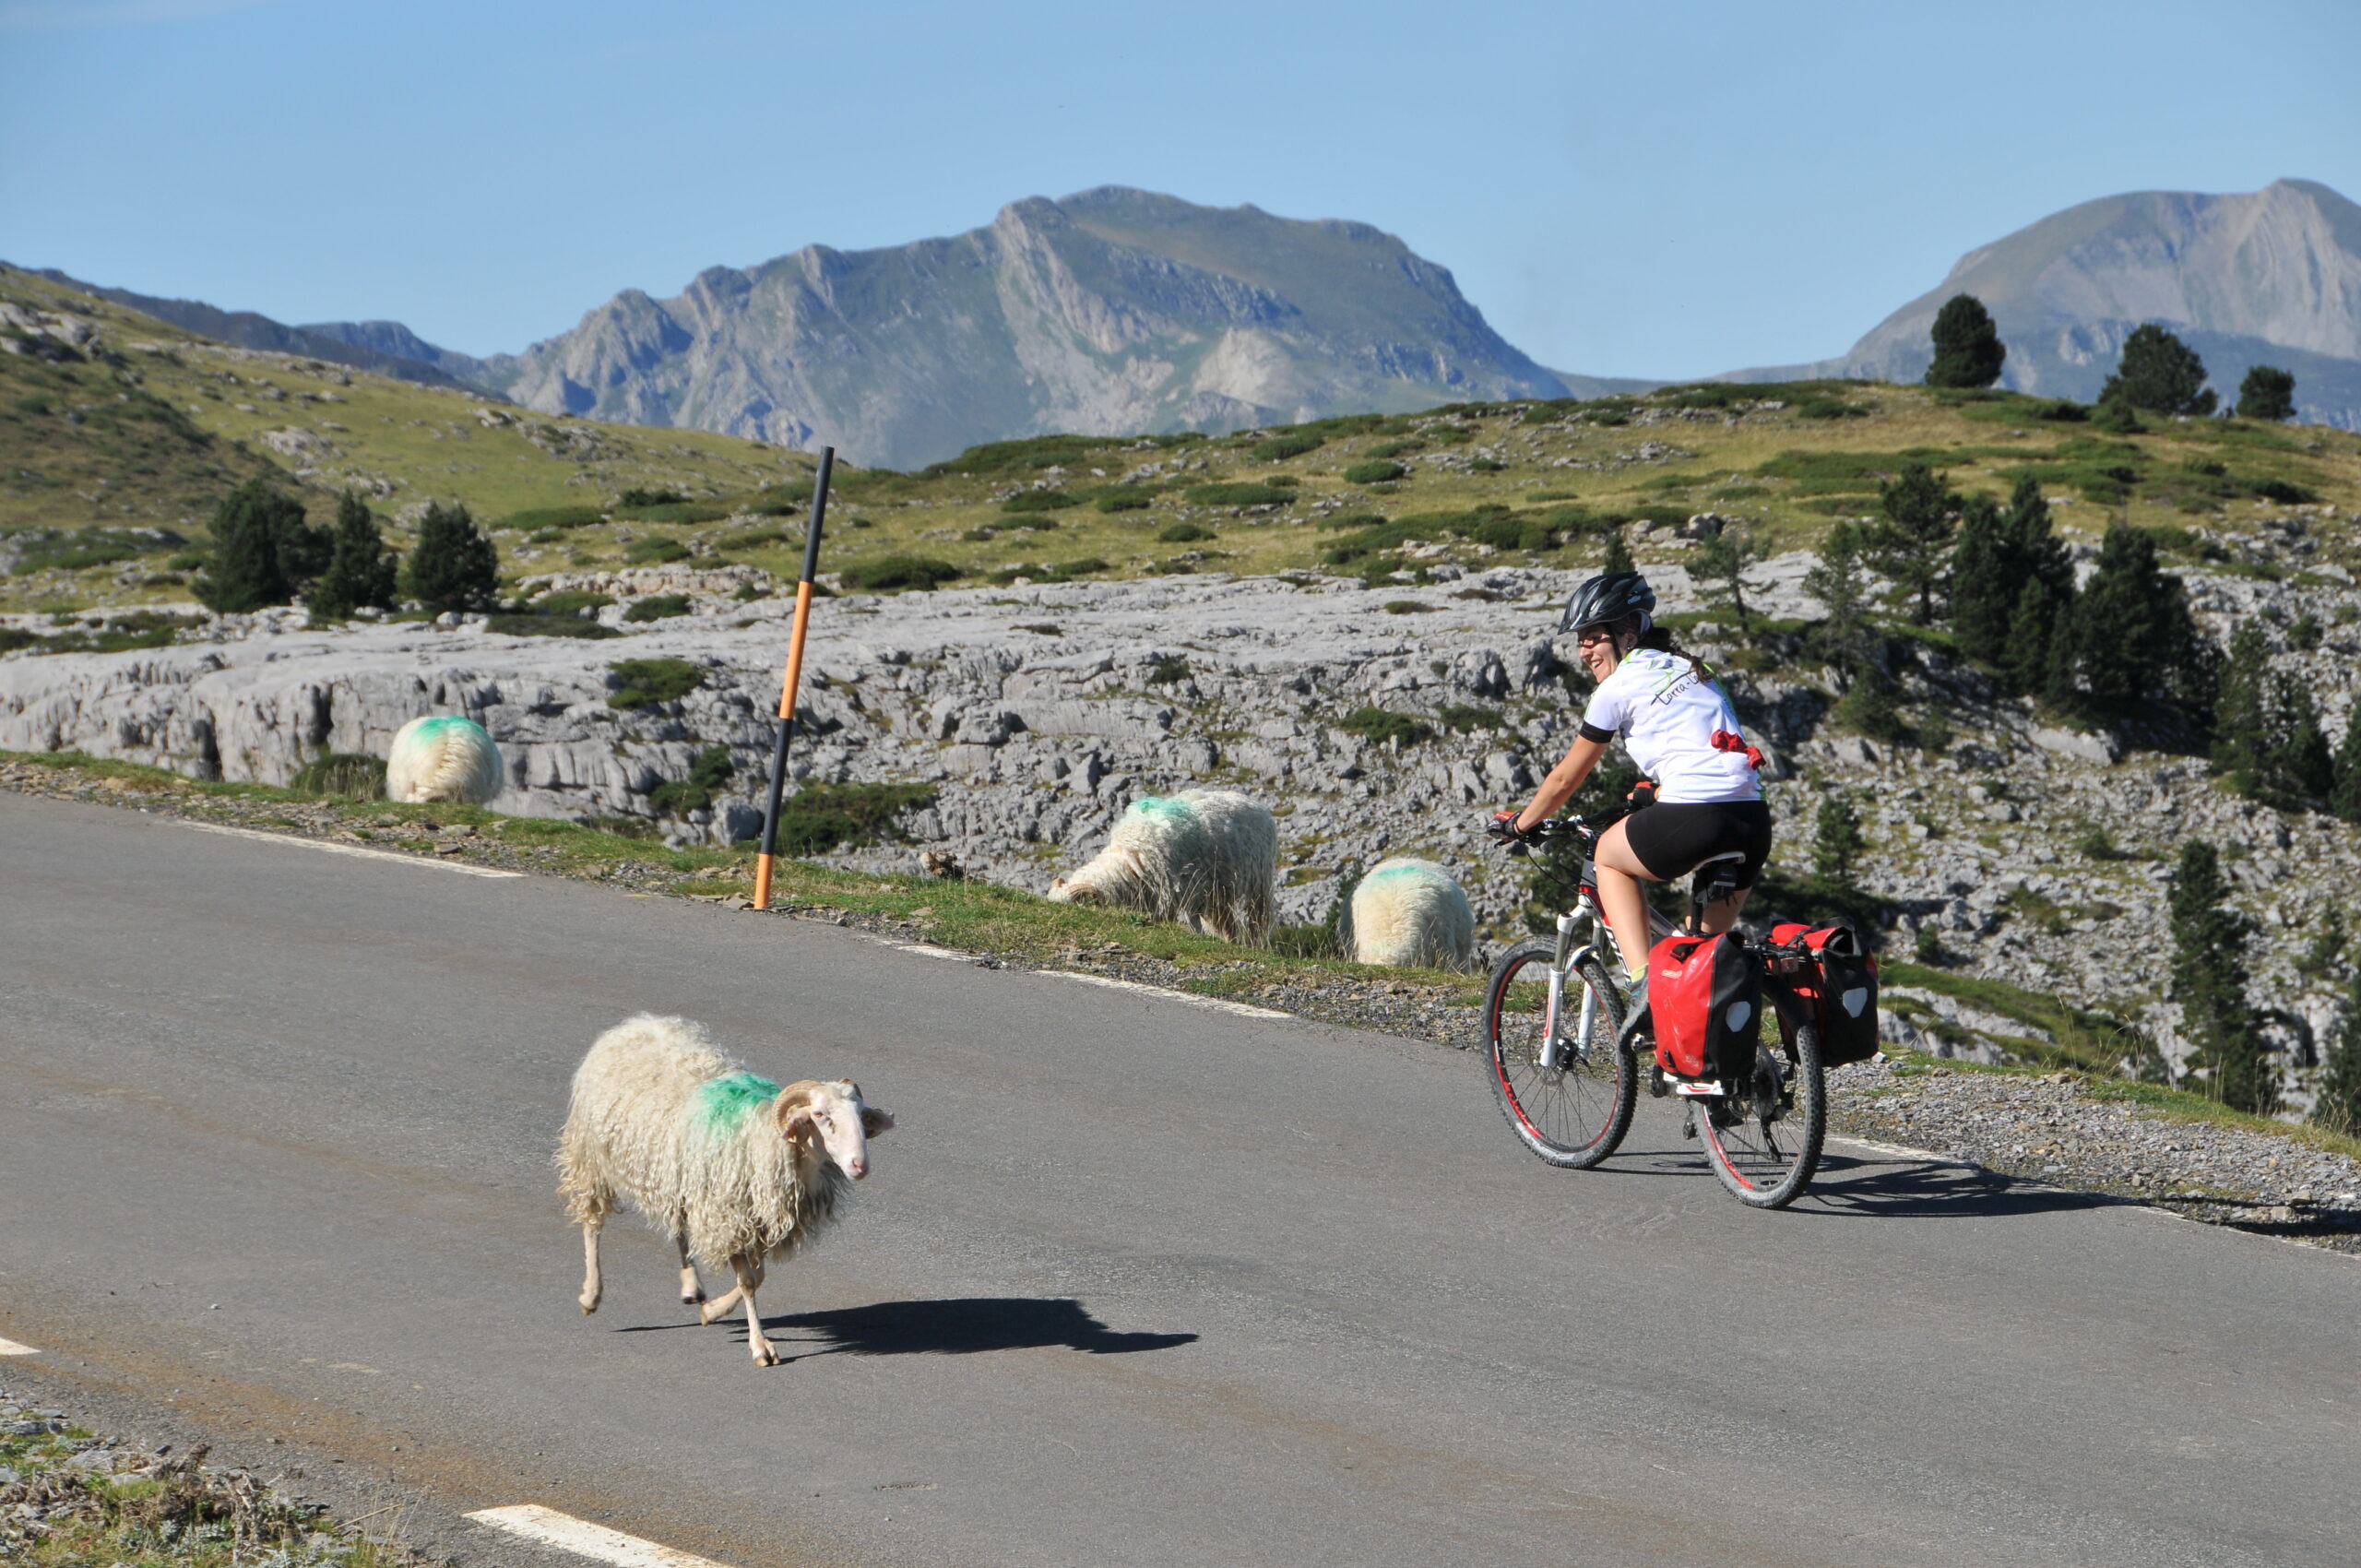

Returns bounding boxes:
[1047,969,1291,1020]
[1829,1134,1964,1164]
[0,1336,37,1356]
[175,820,523,878]
[465,1506,734,1568]
[898,943,981,963]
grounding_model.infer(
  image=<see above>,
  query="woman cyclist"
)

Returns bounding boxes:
[1489,570,1770,997]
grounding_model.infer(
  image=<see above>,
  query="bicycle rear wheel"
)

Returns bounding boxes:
[1697,1019,1825,1208]
[1484,939,1635,1169]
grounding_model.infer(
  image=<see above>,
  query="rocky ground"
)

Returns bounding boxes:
[0,1380,416,1567]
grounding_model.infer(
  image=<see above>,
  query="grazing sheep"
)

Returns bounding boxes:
[1340,858,1477,970]
[557,1014,892,1366]
[1048,789,1276,945]
[385,714,504,804]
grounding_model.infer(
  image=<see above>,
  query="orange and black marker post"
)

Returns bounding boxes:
[751,445,834,911]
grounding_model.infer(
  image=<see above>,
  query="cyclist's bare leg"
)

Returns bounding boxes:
[1699,886,1752,935]
[1591,819,1657,980]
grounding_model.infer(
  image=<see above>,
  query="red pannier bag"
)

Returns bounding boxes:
[1770,920,1881,1066]
[1646,931,1763,1083]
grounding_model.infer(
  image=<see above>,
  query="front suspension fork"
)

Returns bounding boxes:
[1538,912,1598,1072]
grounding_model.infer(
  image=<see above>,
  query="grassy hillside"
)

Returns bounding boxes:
[5,258,2358,613]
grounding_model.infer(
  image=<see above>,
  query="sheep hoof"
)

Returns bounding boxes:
[682,1289,705,1306]
[579,1298,599,1315]
[752,1344,777,1367]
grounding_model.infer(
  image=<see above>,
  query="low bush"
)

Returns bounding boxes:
[533,590,613,616]
[1252,434,1323,461]
[1382,600,1433,614]
[8,529,150,576]
[623,537,691,564]
[608,656,706,708]
[1160,522,1216,543]
[616,487,686,508]
[617,503,729,526]
[650,744,734,817]
[718,526,792,552]
[1343,460,1406,485]
[486,613,623,639]
[1369,439,1422,459]
[1436,702,1506,732]
[2254,478,2319,505]
[1186,482,1294,506]
[2034,399,2090,423]
[1145,655,1190,685]
[1002,490,1080,513]
[1338,706,1433,748]
[289,752,386,801]
[771,781,937,856]
[839,554,964,591]
[500,505,605,531]
[1095,488,1153,512]
[623,593,694,623]
[751,481,815,514]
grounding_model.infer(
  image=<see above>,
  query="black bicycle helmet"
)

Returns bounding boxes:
[1559,570,1656,636]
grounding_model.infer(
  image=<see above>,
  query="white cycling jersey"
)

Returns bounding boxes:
[1580,647,1760,804]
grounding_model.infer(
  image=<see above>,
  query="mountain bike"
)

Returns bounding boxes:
[1483,808,1828,1208]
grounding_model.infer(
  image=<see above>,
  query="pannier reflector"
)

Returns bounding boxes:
[1725,1001,1752,1032]
[1842,987,1869,1017]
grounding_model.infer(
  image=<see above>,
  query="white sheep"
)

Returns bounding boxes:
[1048,788,1276,946]
[385,714,504,804]
[1340,858,1477,970]
[556,1014,893,1366]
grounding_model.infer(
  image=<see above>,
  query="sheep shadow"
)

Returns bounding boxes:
[745,1297,1198,1363]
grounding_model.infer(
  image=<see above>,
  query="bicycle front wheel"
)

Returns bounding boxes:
[1484,939,1635,1169]
[1697,1019,1825,1208]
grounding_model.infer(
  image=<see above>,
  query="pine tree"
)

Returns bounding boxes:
[2168,839,2275,1114]
[2040,602,2081,711]
[1872,462,1957,624]
[308,493,400,617]
[2001,576,2064,696]
[1925,293,2007,388]
[2236,364,2296,422]
[196,479,320,613]
[2277,677,2334,802]
[403,501,500,613]
[1803,520,1876,683]
[2211,624,2275,796]
[2332,702,2361,826]
[1813,794,1865,884]
[2311,967,2361,1138]
[2076,524,2207,711]
[2002,475,2072,595]
[1600,528,1635,576]
[1948,495,2012,664]
[1692,525,1763,633]
[2100,324,2217,417]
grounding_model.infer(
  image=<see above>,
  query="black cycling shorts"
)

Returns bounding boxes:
[1622,800,1773,889]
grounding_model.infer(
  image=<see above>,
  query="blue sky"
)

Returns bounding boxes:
[3,0,2355,379]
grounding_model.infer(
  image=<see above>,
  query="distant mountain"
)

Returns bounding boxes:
[473,187,1572,469]
[28,269,482,393]
[296,318,489,386]
[1721,179,2361,428]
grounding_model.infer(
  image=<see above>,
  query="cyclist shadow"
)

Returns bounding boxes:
[1798,1150,2115,1220]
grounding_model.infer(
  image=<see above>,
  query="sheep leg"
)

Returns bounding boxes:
[733,1255,776,1366]
[577,1216,604,1315]
[699,1284,743,1324]
[675,1234,705,1308]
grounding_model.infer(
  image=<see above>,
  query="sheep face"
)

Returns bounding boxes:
[775,1078,893,1181]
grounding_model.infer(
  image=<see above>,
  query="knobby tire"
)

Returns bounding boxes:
[1484,939,1635,1169]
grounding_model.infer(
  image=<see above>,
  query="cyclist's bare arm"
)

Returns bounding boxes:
[1513,734,1608,833]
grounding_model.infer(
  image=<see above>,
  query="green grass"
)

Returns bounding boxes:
[288,752,386,800]
[1337,706,1433,747]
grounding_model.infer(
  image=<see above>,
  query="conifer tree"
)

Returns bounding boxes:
[2213,627,2335,807]
[2168,839,2274,1114]
[1813,793,1865,884]
[1925,293,2007,388]
[1872,462,1957,624]
[196,479,323,613]
[2002,475,2072,595]
[2101,325,2217,416]
[403,501,500,613]
[2311,967,2361,1138]
[2332,703,2361,826]
[1803,520,1877,683]
[1948,495,2011,664]
[1600,528,1635,577]
[2236,364,2296,422]
[308,493,400,617]
[2001,576,2067,697]
[2076,524,2210,712]
[1693,524,1764,634]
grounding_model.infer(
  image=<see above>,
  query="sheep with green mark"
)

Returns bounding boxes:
[386,714,504,804]
[1340,857,1477,970]
[558,1014,893,1367]
[1047,788,1277,945]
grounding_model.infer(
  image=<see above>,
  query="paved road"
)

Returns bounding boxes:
[4,791,2355,1568]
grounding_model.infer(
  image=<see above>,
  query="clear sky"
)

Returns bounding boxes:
[3,0,2355,380]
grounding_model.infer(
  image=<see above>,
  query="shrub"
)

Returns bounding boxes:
[2034,399,2089,422]
[616,487,685,508]
[7,530,146,576]
[1369,439,1421,459]
[1338,707,1432,747]
[1436,702,1505,732]
[1185,482,1294,506]
[1469,457,1506,471]
[1096,488,1153,512]
[535,590,612,616]
[500,505,605,531]
[607,657,706,708]
[1145,655,1190,685]
[650,744,735,817]
[1002,490,1079,513]
[289,752,386,801]
[1343,461,1406,485]
[1382,600,1433,614]
[1159,522,1216,543]
[839,554,963,591]
[485,613,622,639]
[618,503,729,525]
[623,537,692,564]
[2253,478,2318,505]
[771,781,936,856]
[719,526,792,552]
[1252,434,1323,461]
[623,593,694,623]
[403,501,499,613]
[308,492,399,617]
[751,481,815,514]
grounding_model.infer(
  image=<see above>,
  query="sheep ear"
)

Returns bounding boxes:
[860,1107,894,1136]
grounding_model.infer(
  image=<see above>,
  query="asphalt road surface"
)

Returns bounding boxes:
[4,791,2355,1568]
